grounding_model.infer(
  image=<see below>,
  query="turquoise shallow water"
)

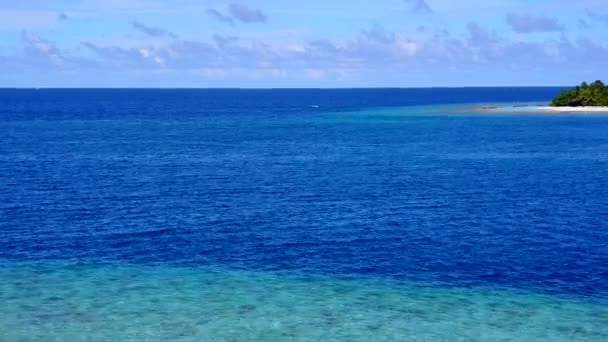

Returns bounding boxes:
[1,263,607,341]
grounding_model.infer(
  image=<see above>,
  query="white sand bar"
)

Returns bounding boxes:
[472,105,608,113]
[535,106,608,112]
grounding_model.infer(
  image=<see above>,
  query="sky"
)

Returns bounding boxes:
[1,0,608,87]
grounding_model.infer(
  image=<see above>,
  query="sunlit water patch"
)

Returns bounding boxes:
[1,263,607,341]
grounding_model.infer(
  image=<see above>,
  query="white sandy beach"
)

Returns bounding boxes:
[472,104,608,113]
[534,106,608,112]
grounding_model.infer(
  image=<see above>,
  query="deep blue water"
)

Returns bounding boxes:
[1,87,563,120]
[3,88,608,340]
[1,88,607,296]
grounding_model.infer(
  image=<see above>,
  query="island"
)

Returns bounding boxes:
[469,80,608,113]
[551,80,608,107]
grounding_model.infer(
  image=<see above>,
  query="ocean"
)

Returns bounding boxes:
[1,88,607,341]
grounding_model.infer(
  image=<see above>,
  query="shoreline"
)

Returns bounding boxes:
[471,104,608,113]
[535,106,608,112]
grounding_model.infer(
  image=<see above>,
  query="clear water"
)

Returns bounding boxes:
[1,88,607,341]
[1,263,607,341]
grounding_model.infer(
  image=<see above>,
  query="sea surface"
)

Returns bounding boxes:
[1,88,607,341]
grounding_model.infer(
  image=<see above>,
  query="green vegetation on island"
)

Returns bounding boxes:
[551,80,608,107]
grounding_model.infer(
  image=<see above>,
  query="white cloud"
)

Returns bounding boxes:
[397,40,419,56]
[4,17,608,86]
[506,13,564,33]
[21,30,64,65]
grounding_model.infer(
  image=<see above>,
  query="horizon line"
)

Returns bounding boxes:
[0,86,569,90]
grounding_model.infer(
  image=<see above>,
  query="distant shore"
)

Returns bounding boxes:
[535,106,608,112]
[472,104,608,113]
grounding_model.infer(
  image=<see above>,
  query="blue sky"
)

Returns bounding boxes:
[1,0,607,87]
